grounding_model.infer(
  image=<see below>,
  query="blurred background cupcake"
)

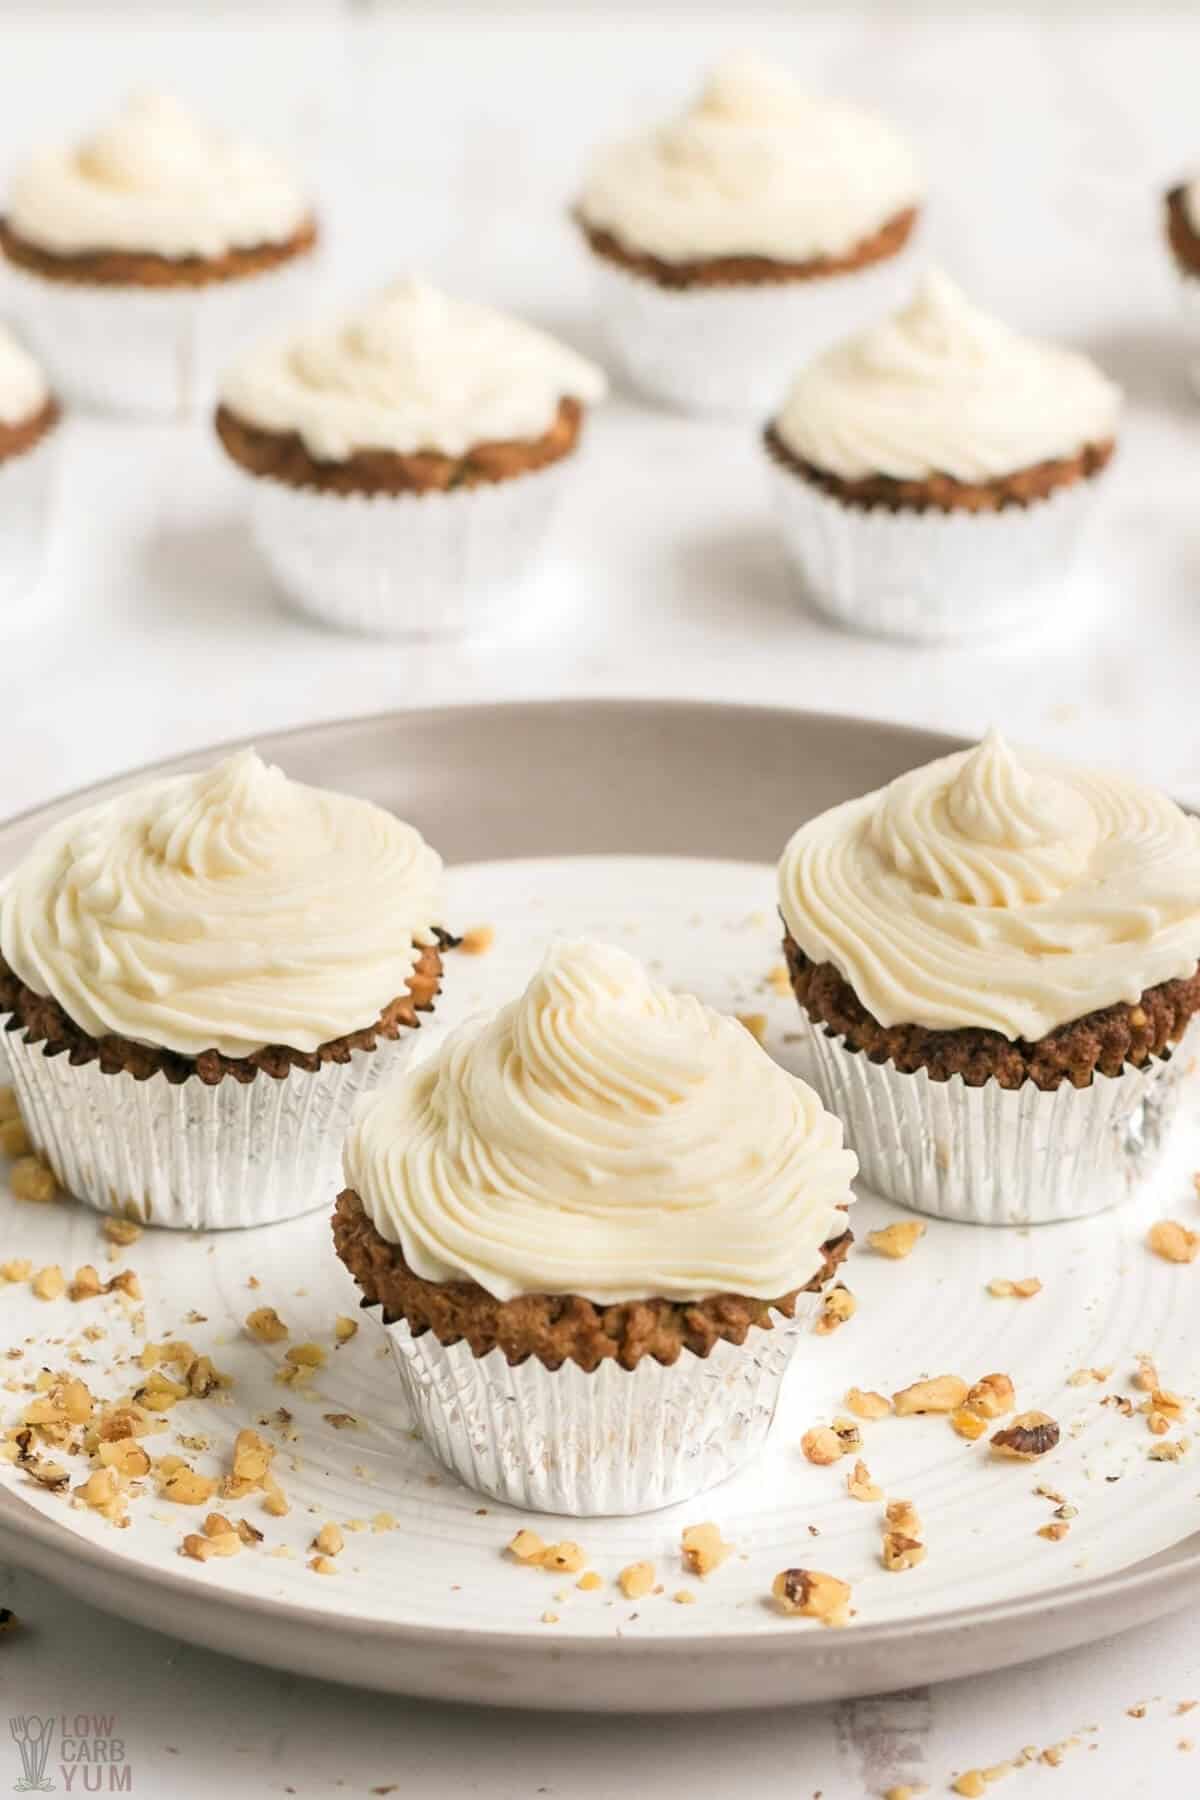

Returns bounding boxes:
[0,747,448,1230]
[215,276,607,638]
[777,731,1200,1225]
[0,322,58,607]
[0,92,317,421]
[1164,173,1200,398]
[334,939,856,1516]
[574,53,922,417]
[764,269,1121,642]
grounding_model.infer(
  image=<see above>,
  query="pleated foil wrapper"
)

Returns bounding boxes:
[586,245,917,419]
[766,454,1105,644]
[235,458,571,639]
[2,1022,418,1231]
[0,428,59,608]
[383,1291,821,1516]
[1,253,316,422]
[793,1009,1200,1227]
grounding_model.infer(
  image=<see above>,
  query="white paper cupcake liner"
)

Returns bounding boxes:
[587,243,916,419]
[1176,270,1200,400]
[766,453,1104,644]
[0,428,59,608]
[383,1291,821,1516]
[2,1021,419,1231]
[1,253,316,422]
[792,1009,1200,1226]
[234,459,572,639]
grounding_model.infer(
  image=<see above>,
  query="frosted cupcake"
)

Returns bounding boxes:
[334,940,856,1515]
[765,271,1120,641]
[0,325,59,606]
[1164,176,1200,398]
[0,92,316,419]
[0,749,447,1230]
[778,732,1200,1225]
[215,278,607,637]
[575,54,921,416]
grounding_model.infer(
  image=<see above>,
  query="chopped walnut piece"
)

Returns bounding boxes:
[236,1517,264,1546]
[885,1498,922,1536]
[313,1522,344,1557]
[893,1375,968,1415]
[846,1459,882,1501]
[881,1531,926,1572]
[507,1529,546,1564]
[160,1466,217,1506]
[988,1276,1041,1298]
[1147,1410,1172,1437]
[618,1561,656,1600]
[230,1428,274,1487]
[1150,1439,1190,1463]
[1149,1388,1185,1421]
[672,1589,696,1605]
[0,1258,32,1283]
[987,1279,1014,1297]
[1133,1356,1159,1392]
[334,1316,358,1344]
[261,1475,290,1516]
[0,1117,30,1159]
[245,1306,289,1343]
[950,1407,987,1441]
[308,1555,338,1576]
[30,1265,65,1302]
[181,1533,216,1563]
[866,1221,925,1259]
[136,1369,187,1412]
[102,1217,143,1246]
[459,925,495,956]
[96,1439,151,1478]
[952,1775,988,1799]
[1037,1522,1070,1541]
[107,1269,142,1300]
[0,1087,17,1122]
[323,1413,357,1431]
[184,1355,226,1398]
[11,1156,57,1205]
[736,1012,768,1044]
[814,1285,855,1336]
[884,1788,928,1800]
[966,1374,1015,1419]
[991,1411,1060,1461]
[681,1521,733,1577]
[1148,1220,1200,1264]
[802,1426,847,1466]
[845,1387,891,1420]
[15,1431,69,1491]
[540,1541,586,1574]
[576,1571,603,1593]
[771,1567,851,1626]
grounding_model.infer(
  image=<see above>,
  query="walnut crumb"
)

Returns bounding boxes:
[846,1459,882,1501]
[866,1221,925,1259]
[11,1156,57,1205]
[333,1316,358,1344]
[308,1556,338,1575]
[681,1521,733,1577]
[245,1307,289,1343]
[1037,1522,1070,1541]
[576,1571,603,1592]
[771,1566,850,1626]
[507,1529,545,1564]
[802,1426,848,1466]
[991,1411,1060,1461]
[885,1498,922,1536]
[459,926,495,956]
[540,1541,586,1574]
[815,1284,855,1335]
[0,1118,30,1158]
[881,1531,926,1572]
[1148,1220,1200,1263]
[618,1561,655,1600]
[102,1217,143,1245]
[1150,1438,1190,1462]
[30,1265,65,1302]
[987,1276,1041,1298]
[845,1387,891,1420]
[313,1522,344,1557]
[966,1374,1015,1419]
[951,1408,987,1441]
[893,1375,968,1415]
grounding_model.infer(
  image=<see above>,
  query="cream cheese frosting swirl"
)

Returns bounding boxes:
[345,939,856,1304]
[774,270,1121,481]
[577,53,921,265]
[219,278,608,461]
[779,731,1200,1042]
[0,749,443,1058]
[0,325,48,426]
[6,92,311,260]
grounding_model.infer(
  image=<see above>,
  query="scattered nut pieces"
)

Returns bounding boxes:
[102,1217,143,1246]
[951,1407,988,1442]
[952,1775,988,1799]
[618,1561,656,1600]
[987,1277,1041,1298]
[881,1531,926,1573]
[1148,1220,1200,1264]
[30,1265,65,1302]
[815,1285,855,1336]
[0,1259,32,1284]
[160,1466,217,1506]
[681,1521,733,1577]
[844,1387,891,1420]
[1133,1356,1159,1392]
[991,1411,1060,1461]
[1150,1439,1190,1463]
[10,1156,57,1205]
[893,1375,968,1416]
[540,1541,586,1575]
[886,1498,923,1536]
[866,1221,925,1260]
[333,1316,358,1344]
[770,1567,851,1626]
[245,1306,289,1344]
[308,1556,338,1576]
[576,1571,603,1593]
[802,1426,847,1466]
[966,1374,1015,1419]
[313,1522,344,1558]
[1037,1522,1070,1541]
[507,1529,546,1565]
[846,1459,883,1502]
[0,1117,30,1159]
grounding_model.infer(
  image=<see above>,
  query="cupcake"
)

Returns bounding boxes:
[333,940,856,1515]
[0,92,316,420]
[215,278,607,638]
[778,731,1200,1225]
[0,749,447,1230]
[574,53,921,417]
[1164,177,1200,397]
[0,324,59,605]
[765,270,1121,642]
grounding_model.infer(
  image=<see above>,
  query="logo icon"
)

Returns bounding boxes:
[9,1717,55,1793]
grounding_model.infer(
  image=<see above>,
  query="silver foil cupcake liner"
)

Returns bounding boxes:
[233,458,572,639]
[2,1022,418,1231]
[766,453,1105,644]
[0,428,59,608]
[587,245,917,419]
[793,1009,1200,1226]
[1,253,316,422]
[383,1292,821,1516]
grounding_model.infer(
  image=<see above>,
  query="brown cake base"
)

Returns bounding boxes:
[333,1186,852,1372]
[1166,185,1200,277]
[783,929,1200,1092]
[215,396,584,497]
[0,934,453,1087]
[0,216,318,290]
[0,397,59,465]
[765,424,1115,517]
[576,207,918,290]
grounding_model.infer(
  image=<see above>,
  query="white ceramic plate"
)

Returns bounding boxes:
[1,701,1199,1712]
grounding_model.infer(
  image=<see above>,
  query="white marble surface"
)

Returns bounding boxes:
[1,6,1199,1795]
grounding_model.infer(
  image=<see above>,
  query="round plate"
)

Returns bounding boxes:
[2,699,1199,1712]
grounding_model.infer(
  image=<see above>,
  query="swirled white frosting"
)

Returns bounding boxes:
[577,53,921,265]
[779,731,1200,1041]
[6,92,311,260]
[0,325,48,427]
[0,749,443,1058]
[774,270,1121,481]
[346,939,856,1304]
[219,278,608,461]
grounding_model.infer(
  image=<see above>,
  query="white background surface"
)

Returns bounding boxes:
[1,6,1199,1796]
